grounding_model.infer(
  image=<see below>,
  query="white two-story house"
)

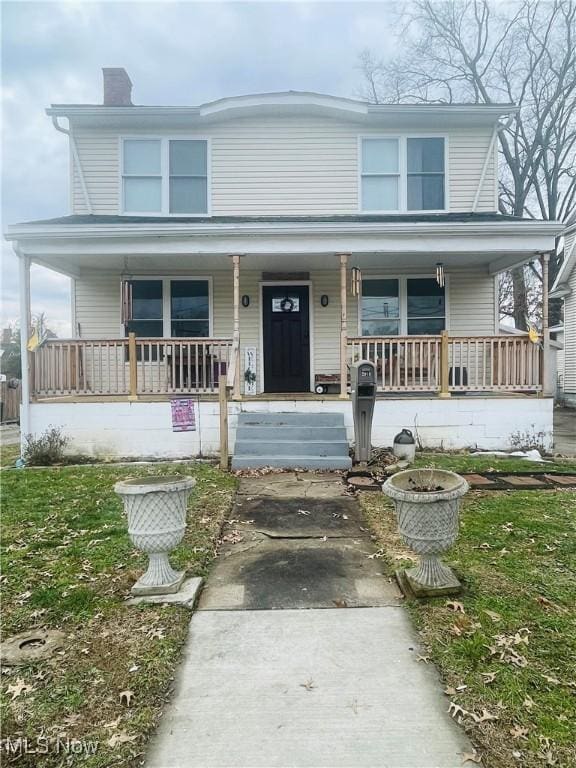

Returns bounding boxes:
[7,68,563,466]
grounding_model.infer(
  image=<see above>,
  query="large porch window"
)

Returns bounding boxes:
[124,278,210,338]
[360,277,445,336]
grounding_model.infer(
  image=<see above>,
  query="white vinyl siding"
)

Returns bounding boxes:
[564,265,576,394]
[70,117,497,215]
[448,129,496,213]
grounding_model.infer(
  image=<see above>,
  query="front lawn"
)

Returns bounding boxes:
[1,462,236,767]
[411,451,576,474]
[360,488,576,768]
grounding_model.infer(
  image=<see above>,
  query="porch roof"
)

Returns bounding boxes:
[6,212,563,279]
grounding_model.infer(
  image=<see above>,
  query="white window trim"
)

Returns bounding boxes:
[119,275,214,337]
[358,134,449,214]
[357,274,450,336]
[119,136,212,217]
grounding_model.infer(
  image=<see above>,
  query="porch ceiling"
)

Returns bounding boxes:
[18,249,541,278]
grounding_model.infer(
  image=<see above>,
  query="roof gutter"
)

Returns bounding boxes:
[51,116,92,214]
[5,219,564,242]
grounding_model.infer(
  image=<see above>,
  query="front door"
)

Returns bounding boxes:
[262,285,310,393]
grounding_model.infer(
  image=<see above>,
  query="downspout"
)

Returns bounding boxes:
[52,116,93,214]
[472,114,515,213]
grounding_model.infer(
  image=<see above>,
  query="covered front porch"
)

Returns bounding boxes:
[8,213,561,455]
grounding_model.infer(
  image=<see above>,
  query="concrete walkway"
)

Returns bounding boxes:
[146,473,477,768]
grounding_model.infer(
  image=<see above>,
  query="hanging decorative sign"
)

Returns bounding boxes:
[244,346,257,396]
[272,296,299,313]
[170,399,196,432]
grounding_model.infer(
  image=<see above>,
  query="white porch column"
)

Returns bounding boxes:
[231,254,241,400]
[339,253,349,399]
[541,251,551,396]
[17,249,32,445]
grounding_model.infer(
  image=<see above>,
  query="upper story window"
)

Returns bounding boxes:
[360,137,445,212]
[122,139,208,215]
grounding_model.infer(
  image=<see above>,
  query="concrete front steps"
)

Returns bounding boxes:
[231,412,352,470]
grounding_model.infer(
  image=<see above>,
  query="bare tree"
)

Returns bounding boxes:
[359,0,576,329]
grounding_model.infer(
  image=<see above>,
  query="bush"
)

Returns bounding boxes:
[23,426,69,466]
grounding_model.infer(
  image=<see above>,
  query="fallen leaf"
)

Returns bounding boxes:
[107,730,137,748]
[119,690,134,706]
[481,672,497,684]
[104,716,123,729]
[333,599,348,608]
[542,673,560,685]
[415,655,430,663]
[471,708,499,723]
[510,725,529,740]
[299,678,315,691]
[6,679,34,700]
[450,624,463,636]
[461,750,482,764]
[448,702,470,722]
[483,610,502,623]
[444,686,457,696]
[522,696,535,710]
[446,601,465,613]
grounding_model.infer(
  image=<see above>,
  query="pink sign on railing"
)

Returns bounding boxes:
[170,398,196,432]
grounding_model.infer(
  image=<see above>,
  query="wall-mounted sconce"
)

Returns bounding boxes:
[241,295,250,307]
[351,267,362,296]
[435,263,445,288]
[320,294,329,307]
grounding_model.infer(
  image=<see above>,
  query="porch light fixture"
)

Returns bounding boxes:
[241,295,250,307]
[436,263,445,288]
[320,294,329,307]
[351,267,362,297]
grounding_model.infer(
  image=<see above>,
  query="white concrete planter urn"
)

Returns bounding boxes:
[382,469,469,597]
[114,475,196,596]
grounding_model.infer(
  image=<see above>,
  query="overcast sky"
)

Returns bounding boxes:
[1,0,396,335]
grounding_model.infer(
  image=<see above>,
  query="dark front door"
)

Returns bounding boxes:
[263,285,310,393]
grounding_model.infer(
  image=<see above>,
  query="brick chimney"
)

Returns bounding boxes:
[102,67,133,106]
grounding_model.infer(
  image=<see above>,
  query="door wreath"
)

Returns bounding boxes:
[280,297,295,312]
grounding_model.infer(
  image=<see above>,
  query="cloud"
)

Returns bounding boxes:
[2,1,394,336]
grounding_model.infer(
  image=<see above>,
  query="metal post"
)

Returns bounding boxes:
[17,250,31,446]
[339,253,349,399]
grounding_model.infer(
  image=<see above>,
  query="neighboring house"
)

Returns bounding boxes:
[550,215,576,408]
[6,68,563,465]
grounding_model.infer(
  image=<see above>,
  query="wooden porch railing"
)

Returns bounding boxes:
[348,334,542,394]
[32,337,233,397]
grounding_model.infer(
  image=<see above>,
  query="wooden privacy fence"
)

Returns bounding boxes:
[348,333,542,394]
[32,336,233,398]
[0,380,21,422]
